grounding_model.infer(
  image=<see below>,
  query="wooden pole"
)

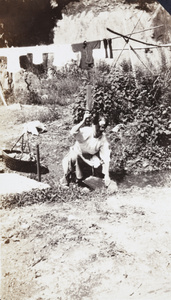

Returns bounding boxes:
[86,85,93,111]
[36,144,41,182]
[130,44,154,75]
[106,27,160,47]
[0,85,7,106]
[127,42,138,87]
[109,25,164,41]
[123,20,138,88]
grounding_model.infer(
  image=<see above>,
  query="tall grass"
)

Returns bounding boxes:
[11,65,85,107]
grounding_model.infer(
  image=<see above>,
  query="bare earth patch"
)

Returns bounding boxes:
[0,104,171,300]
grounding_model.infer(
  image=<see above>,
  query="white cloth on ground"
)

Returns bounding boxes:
[23,120,47,135]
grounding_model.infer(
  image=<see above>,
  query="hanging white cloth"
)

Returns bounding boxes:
[93,48,106,67]
[73,51,81,66]
[33,46,43,64]
[53,44,78,68]
[6,47,21,73]
[93,47,114,67]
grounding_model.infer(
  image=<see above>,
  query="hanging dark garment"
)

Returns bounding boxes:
[108,38,113,58]
[103,39,108,58]
[20,53,48,75]
[72,40,101,69]
[20,54,33,71]
[103,39,113,58]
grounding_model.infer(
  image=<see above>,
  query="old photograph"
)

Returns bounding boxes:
[0,1,171,299]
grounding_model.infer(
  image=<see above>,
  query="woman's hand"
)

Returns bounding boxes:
[104,175,111,187]
[83,111,91,122]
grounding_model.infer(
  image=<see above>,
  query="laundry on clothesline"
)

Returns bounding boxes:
[33,46,43,65]
[103,38,113,58]
[0,38,115,74]
[93,48,114,67]
[6,47,22,73]
[72,40,101,69]
[93,48,106,66]
[20,54,32,70]
[2,28,167,74]
[53,44,78,68]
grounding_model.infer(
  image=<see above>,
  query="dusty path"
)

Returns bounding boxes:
[1,187,171,300]
[1,104,171,300]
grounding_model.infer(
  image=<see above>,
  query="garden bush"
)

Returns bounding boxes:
[21,65,84,106]
[2,63,85,107]
[73,63,171,174]
[1,59,171,174]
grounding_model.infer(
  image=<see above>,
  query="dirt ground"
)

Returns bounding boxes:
[0,104,171,300]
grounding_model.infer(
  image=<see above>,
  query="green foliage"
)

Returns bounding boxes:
[73,63,171,173]
[12,104,60,125]
[12,64,85,107]
[0,184,107,209]
[1,58,171,174]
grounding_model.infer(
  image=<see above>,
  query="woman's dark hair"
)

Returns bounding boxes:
[92,112,108,128]
[92,112,99,125]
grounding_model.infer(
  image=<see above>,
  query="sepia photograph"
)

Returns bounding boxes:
[0,0,171,299]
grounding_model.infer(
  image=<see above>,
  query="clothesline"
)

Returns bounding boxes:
[0,44,64,56]
[0,24,165,56]
[1,42,170,59]
[106,24,164,41]
[111,43,171,50]
[0,27,170,72]
[106,27,164,47]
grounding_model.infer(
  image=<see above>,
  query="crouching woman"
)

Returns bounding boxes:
[60,111,112,188]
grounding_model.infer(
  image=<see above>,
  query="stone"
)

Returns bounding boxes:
[107,180,118,194]
[83,176,105,190]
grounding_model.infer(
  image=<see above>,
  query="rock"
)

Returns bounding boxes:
[83,176,104,190]
[107,180,118,194]
[4,238,10,244]
[81,187,90,194]
[68,215,77,221]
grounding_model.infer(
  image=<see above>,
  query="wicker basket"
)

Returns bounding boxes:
[2,149,37,173]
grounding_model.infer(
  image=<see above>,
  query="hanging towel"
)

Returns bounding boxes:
[6,47,21,73]
[103,39,113,59]
[72,40,101,69]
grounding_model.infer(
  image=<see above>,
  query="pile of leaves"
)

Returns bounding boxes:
[0,184,108,210]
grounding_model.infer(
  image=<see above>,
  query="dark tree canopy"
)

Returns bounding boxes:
[0,0,79,47]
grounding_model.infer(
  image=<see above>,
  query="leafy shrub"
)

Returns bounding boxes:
[5,64,86,106]
[73,63,171,173]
